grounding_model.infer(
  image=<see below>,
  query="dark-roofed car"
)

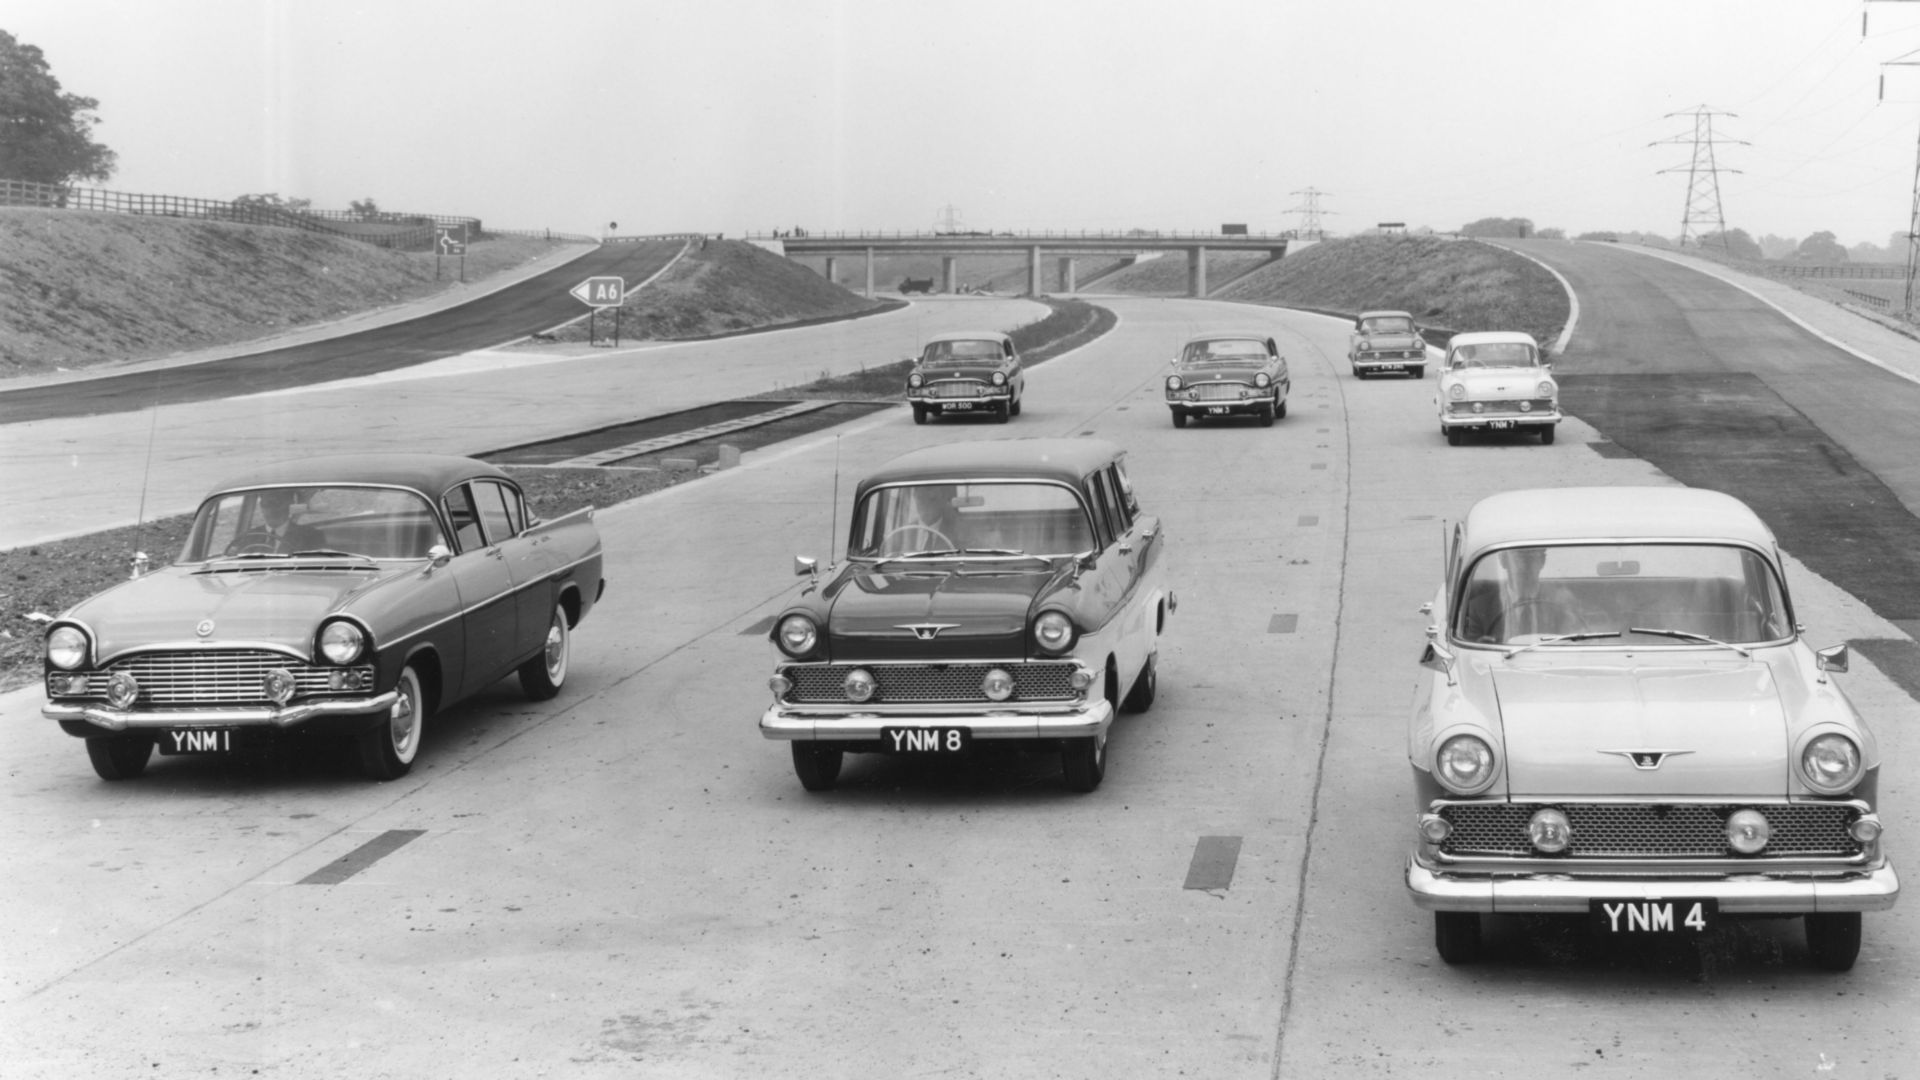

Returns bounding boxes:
[1164,332,1290,427]
[1409,487,1897,970]
[905,331,1025,424]
[42,454,605,782]
[1348,309,1427,378]
[760,438,1174,793]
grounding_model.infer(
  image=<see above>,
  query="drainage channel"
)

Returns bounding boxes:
[484,398,897,470]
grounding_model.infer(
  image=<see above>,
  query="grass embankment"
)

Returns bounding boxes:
[0,298,1114,690]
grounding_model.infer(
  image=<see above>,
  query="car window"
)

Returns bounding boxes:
[925,340,1003,364]
[849,481,1095,557]
[473,481,518,543]
[1451,342,1536,368]
[1103,465,1135,531]
[1363,317,1413,334]
[444,485,485,553]
[1184,339,1268,364]
[181,486,443,560]
[1086,473,1119,549]
[1111,459,1141,520]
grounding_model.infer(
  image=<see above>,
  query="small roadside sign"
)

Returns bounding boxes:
[571,276,625,307]
[435,226,467,255]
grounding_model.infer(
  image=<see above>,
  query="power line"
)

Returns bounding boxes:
[1651,107,1747,250]
[1285,188,1332,239]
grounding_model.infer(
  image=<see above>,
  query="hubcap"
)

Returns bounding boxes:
[390,686,417,754]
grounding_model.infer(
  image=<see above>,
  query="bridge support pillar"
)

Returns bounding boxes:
[864,247,875,299]
[1058,257,1076,293]
[1189,246,1208,298]
[823,256,838,286]
[943,256,957,294]
[1028,246,1043,296]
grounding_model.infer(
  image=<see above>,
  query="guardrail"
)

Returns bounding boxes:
[1763,263,1906,280]
[1843,288,1892,311]
[746,228,1295,241]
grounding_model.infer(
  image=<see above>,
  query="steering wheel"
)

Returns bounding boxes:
[225,528,279,555]
[883,523,954,552]
[1485,598,1591,640]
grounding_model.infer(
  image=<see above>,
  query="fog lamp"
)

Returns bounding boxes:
[843,668,876,703]
[1727,808,1771,854]
[1069,668,1095,692]
[1419,813,1452,844]
[981,667,1015,702]
[106,671,139,710]
[1849,816,1882,844]
[1519,401,1532,412]
[1527,808,1572,853]
[768,674,793,699]
[1471,402,1485,414]
[49,672,89,695]
[264,667,296,706]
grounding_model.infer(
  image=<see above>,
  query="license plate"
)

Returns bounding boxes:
[159,728,234,755]
[1207,406,1231,415]
[1375,364,1403,371]
[944,401,974,411]
[1590,898,1716,934]
[1489,419,1513,430]
[881,726,971,754]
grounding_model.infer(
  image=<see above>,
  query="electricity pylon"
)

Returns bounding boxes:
[1651,107,1746,250]
[1286,188,1333,239]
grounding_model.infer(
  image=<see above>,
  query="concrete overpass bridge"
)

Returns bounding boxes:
[749,231,1290,298]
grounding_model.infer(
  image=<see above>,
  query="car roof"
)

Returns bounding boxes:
[924,331,1012,345]
[856,438,1122,496]
[1460,487,1777,556]
[1183,331,1272,344]
[1357,310,1414,319]
[208,453,514,498]
[1447,331,1538,349]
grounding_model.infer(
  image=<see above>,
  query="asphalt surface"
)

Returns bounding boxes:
[1,248,1917,1077]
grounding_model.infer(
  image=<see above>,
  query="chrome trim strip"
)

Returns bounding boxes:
[1405,856,1900,914]
[44,691,400,731]
[759,698,1112,742]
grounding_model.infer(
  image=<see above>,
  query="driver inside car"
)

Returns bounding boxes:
[235,490,324,553]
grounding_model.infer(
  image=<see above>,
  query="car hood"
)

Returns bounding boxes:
[1447,368,1548,396]
[824,564,1061,657]
[66,562,397,662]
[1493,663,1787,796]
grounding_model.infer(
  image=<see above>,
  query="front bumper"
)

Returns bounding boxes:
[908,387,1010,409]
[1405,854,1900,915]
[1439,408,1561,430]
[1354,352,1426,370]
[45,692,400,733]
[760,696,1113,743]
[1167,391,1280,414]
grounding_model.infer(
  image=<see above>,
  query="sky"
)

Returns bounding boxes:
[11,0,1920,247]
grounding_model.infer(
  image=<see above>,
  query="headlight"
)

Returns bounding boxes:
[1166,375,1183,391]
[1800,733,1863,793]
[1726,808,1771,854]
[908,373,923,388]
[1537,380,1555,398]
[1434,734,1496,794]
[776,614,819,658]
[1527,807,1571,853]
[1448,383,1466,400]
[1255,372,1271,388]
[992,371,1007,386]
[842,668,876,703]
[1032,611,1075,654]
[319,621,366,665]
[46,626,89,671]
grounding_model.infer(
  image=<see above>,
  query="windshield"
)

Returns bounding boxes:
[1360,316,1414,334]
[1449,342,1538,368]
[924,340,1004,365]
[1182,339,1269,365]
[181,486,446,561]
[849,481,1094,558]
[1453,543,1790,647]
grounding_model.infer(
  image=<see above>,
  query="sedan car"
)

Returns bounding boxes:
[42,454,605,782]
[1164,332,1291,427]
[759,438,1173,793]
[905,331,1024,424]
[1436,330,1560,445]
[1408,487,1897,970]
[1348,309,1427,378]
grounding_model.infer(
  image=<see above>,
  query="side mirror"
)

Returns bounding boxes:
[427,544,453,569]
[1420,633,1457,686]
[794,555,818,579]
[1816,643,1850,674]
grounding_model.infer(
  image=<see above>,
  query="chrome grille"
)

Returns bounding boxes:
[1447,398,1553,415]
[79,650,370,704]
[784,662,1077,704]
[1191,382,1252,401]
[928,381,984,399]
[1440,803,1861,859]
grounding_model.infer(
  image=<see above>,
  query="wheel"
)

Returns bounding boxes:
[1539,424,1556,445]
[358,664,425,781]
[1275,398,1287,419]
[1171,409,1187,429]
[1353,367,1366,379]
[1120,653,1157,713]
[994,401,1010,423]
[85,733,154,780]
[1061,732,1107,792]
[1010,395,1022,417]
[912,404,928,425]
[791,742,843,792]
[1446,427,1463,447]
[1805,912,1862,971]
[518,601,570,701]
[1409,366,1425,378]
[1434,912,1482,964]
[1259,403,1275,427]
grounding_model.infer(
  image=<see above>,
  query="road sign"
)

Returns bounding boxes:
[571,276,625,307]
[435,225,467,255]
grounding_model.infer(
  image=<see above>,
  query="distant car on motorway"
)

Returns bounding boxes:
[1408,487,1898,969]
[905,331,1025,424]
[1164,332,1291,427]
[1436,330,1560,445]
[1348,310,1427,378]
[41,454,605,782]
[759,438,1173,793]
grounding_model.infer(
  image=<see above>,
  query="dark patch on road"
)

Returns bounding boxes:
[1562,372,1920,622]
[485,399,892,469]
[1184,835,1243,891]
[1848,638,1920,702]
[298,829,426,885]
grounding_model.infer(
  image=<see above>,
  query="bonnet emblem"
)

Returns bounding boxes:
[195,619,216,638]
[897,623,959,641]
[1600,749,1694,770]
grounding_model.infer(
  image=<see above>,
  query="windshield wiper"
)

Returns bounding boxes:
[286,549,374,561]
[1628,627,1752,657]
[1503,631,1620,658]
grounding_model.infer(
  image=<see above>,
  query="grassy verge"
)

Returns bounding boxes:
[0,298,1115,692]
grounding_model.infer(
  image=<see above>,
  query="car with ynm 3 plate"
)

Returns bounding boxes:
[1408,487,1897,969]
[1436,330,1560,445]
[905,331,1024,424]
[1348,309,1427,378]
[760,438,1173,793]
[1164,332,1290,428]
[41,454,605,782]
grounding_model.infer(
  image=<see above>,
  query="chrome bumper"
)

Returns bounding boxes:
[1405,856,1900,915]
[44,692,400,732]
[1439,409,1561,429]
[760,697,1113,742]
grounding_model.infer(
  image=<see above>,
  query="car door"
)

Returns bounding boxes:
[1092,463,1161,689]
[473,478,557,661]
[1005,337,1025,400]
[443,482,520,697]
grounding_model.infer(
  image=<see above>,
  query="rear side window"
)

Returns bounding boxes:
[473,482,517,544]
[444,485,485,553]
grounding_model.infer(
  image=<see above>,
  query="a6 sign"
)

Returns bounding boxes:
[569,276,625,308]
